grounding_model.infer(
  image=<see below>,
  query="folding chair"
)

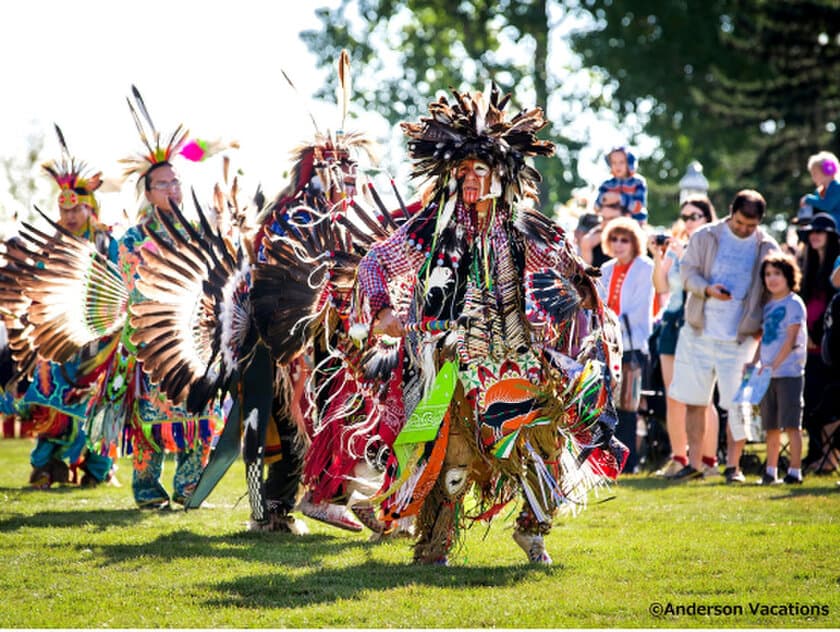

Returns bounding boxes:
[812,419,840,474]
[638,358,671,473]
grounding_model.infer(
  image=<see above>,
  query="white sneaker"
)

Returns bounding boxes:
[286,515,310,535]
[655,459,684,478]
[512,530,552,564]
[724,467,746,484]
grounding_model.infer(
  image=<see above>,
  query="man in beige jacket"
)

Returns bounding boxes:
[669,190,779,483]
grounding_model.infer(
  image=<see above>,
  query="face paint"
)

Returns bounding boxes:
[315,152,358,202]
[456,159,492,205]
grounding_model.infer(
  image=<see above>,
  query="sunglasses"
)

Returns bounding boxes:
[680,212,704,221]
[149,179,182,191]
[609,236,631,244]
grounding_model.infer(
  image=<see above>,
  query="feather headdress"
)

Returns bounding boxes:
[119,85,189,188]
[267,49,379,215]
[119,85,237,194]
[400,83,555,201]
[129,190,251,412]
[41,124,103,213]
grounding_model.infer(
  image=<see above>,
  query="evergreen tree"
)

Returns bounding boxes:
[567,0,753,222]
[302,1,840,225]
[697,0,840,214]
[569,0,840,221]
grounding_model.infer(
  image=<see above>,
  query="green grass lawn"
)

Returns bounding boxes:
[0,438,837,628]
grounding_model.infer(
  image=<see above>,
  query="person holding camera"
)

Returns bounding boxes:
[649,196,719,478]
[668,190,779,483]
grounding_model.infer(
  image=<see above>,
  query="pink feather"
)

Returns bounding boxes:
[180,139,207,162]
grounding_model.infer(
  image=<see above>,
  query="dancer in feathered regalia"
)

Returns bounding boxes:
[246,54,419,536]
[109,86,228,509]
[107,52,413,532]
[336,85,627,564]
[180,126,383,533]
[244,124,382,533]
[7,89,228,506]
[10,126,120,488]
[156,50,403,532]
[268,128,422,535]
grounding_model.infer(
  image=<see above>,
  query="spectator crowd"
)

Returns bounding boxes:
[573,147,840,485]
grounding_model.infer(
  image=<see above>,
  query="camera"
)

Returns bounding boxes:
[654,233,670,246]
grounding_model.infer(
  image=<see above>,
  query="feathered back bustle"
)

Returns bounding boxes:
[129,192,252,412]
[0,258,36,388]
[7,207,128,364]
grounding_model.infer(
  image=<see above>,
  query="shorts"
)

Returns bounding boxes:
[759,376,804,431]
[669,326,758,441]
[657,308,684,356]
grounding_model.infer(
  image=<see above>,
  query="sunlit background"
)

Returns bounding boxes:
[0,0,661,238]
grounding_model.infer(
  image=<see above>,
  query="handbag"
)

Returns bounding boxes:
[643,320,663,392]
[619,314,643,411]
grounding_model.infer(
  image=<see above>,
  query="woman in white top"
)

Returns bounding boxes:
[649,196,718,478]
[598,217,655,473]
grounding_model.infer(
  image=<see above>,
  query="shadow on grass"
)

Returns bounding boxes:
[0,507,141,531]
[767,486,840,499]
[92,528,366,566]
[614,476,840,497]
[88,528,554,598]
[203,559,549,610]
[0,484,94,496]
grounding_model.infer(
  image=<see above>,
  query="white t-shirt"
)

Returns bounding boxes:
[704,223,759,341]
[663,249,684,314]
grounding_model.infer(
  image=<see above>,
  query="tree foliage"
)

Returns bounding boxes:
[300,0,585,210]
[0,130,45,233]
[303,1,840,226]
[568,0,840,222]
[566,0,750,220]
[699,0,840,213]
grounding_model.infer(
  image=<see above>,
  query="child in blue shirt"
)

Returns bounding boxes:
[596,146,648,223]
[751,252,807,485]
